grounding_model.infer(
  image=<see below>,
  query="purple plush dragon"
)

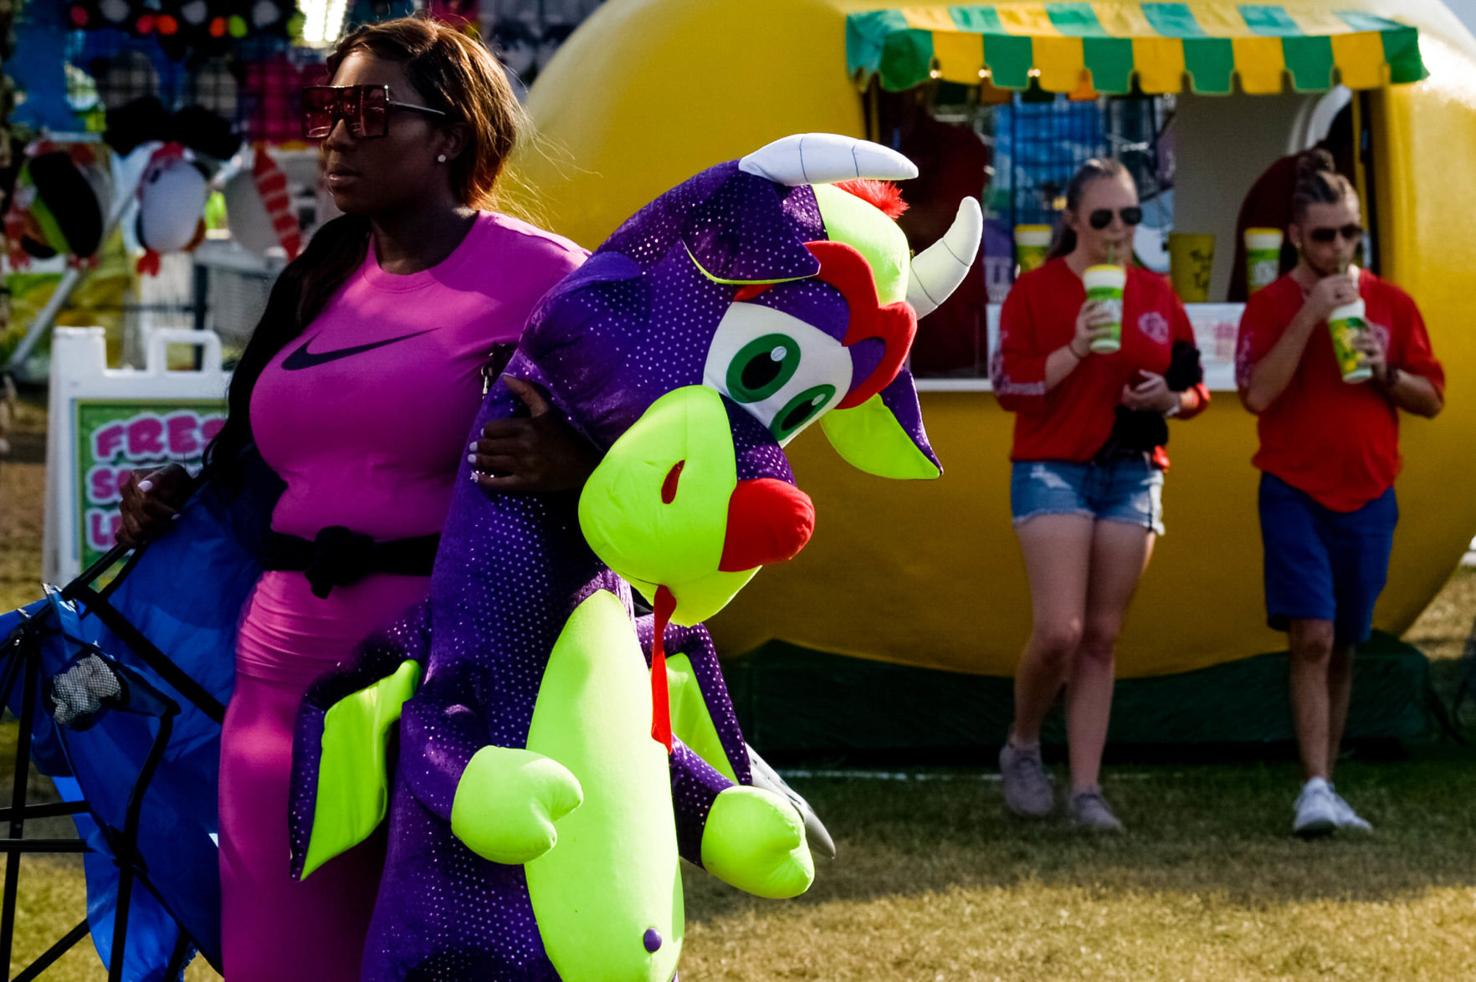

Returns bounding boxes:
[287,134,982,980]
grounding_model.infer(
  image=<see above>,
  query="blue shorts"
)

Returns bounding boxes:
[1258,473,1398,646]
[1010,455,1165,535]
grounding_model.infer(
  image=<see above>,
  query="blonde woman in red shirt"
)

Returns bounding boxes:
[990,159,1210,831]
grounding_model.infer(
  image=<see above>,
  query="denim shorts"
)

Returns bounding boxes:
[1010,454,1165,535]
[1258,473,1397,646]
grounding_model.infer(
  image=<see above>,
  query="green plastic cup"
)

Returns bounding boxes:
[1328,297,1372,383]
[1015,224,1052,275]
[1083,264,1125,354]
[1244,227,1283,296]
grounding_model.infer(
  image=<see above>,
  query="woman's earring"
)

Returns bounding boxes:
[436,153,447,163]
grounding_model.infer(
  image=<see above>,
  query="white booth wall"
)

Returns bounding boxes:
[1171,91,1323,301]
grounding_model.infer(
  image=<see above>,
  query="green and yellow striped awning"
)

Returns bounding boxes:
[847,3,1427,95]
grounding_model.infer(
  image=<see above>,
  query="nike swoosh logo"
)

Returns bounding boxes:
[281,330,433,370]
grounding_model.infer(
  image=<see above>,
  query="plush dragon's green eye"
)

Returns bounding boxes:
[770,384,835,442]
[726,334,801,403]
[704,300,854,445]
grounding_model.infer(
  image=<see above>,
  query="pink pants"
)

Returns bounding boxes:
[218,572,426,981]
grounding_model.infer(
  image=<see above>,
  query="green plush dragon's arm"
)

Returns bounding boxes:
[291,602,430,880]
[654,621,835,859]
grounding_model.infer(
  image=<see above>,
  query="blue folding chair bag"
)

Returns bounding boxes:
[1,456,279,978]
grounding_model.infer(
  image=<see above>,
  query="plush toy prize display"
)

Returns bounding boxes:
[2,141,112,268]
[289,133,982,980]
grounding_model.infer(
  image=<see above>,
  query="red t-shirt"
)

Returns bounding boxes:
[1234,271,1444,512]
[991,258,1209,463]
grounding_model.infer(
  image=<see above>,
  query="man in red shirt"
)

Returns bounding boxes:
[1236,153,1443,837]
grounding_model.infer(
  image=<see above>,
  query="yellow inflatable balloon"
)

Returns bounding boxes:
[510,0,1476,680]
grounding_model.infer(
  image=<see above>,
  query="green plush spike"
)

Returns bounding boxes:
[812,183,911,306]
[667,654,739,783]
[700,785,814,899]
[820,393,941,480]
[301,659,422,879]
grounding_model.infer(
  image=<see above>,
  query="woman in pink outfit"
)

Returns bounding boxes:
[117,17,592,980]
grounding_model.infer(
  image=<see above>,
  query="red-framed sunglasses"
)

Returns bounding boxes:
[301,85,448,140]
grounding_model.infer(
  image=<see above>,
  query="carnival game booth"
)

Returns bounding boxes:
[512,0,1476,751]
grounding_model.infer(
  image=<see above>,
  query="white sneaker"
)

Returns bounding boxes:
[1329,786,1374,832]
[1293,778,1338,837]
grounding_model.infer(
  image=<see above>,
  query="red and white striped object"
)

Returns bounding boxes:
[252,145,300,260]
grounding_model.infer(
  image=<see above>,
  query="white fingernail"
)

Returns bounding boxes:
[138,480,153,493]
[468,454,477,464]
[468,442,477,451]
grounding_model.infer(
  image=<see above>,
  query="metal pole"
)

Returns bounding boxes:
[2,265,84,375]
[0,648,41,981]
[192,262,209,371]
[108,708,175,982]
[11,920,90,982]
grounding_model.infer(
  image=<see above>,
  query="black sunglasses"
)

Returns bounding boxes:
[1087,207,1143,230]
[301,84,448,140]
[1307,224,1364,244]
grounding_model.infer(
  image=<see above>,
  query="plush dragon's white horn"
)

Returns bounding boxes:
[906,196,984,318]
[738,133,918,186]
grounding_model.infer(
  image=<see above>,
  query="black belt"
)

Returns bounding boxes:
[262,527,440,598]
[1092,444,1153,464]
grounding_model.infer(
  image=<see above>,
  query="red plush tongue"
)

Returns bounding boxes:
[650,586,675,752]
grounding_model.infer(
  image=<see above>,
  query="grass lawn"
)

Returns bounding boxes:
[3,392,1475,980]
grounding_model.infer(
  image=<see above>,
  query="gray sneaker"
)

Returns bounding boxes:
[1329,786,1374,832]
[999,741,1054,818]
[1293,778,1339,837]
[1069,790,1125,833]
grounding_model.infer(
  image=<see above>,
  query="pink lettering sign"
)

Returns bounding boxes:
[126,416,166,458]
[86,509,123,552]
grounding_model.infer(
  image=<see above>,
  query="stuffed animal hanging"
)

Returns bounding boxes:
[2,140,111,269]
[222,144,301,260]
[133,142,210,275]
[289,133,982,980]
[98,94,241,275]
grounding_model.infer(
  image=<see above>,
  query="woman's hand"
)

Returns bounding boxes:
[116,463,192,547]
[1120,371,1180,413]
[1071,301,1116,357]
[469,376,601,493]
